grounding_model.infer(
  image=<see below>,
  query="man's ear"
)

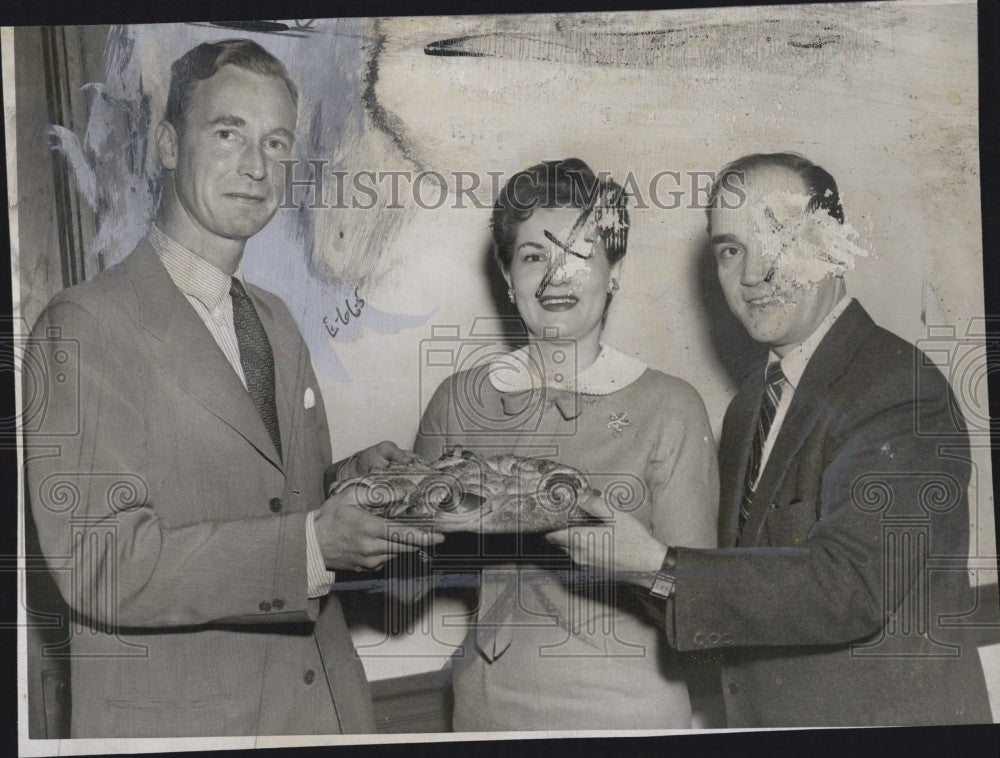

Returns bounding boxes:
[155,120,179,170]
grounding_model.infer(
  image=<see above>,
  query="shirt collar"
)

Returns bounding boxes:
[489,342,647,396]
[768,295,854,390]
[148,224,244,313]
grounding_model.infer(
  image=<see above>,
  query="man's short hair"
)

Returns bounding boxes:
[164,39,299,129]
[707,152,845,225]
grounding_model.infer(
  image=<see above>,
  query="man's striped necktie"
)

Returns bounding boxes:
[736,361,788,545]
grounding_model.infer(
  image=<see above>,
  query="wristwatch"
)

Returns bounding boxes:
[649,546,679,599]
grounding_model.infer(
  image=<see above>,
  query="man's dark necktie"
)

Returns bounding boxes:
[736,361,787,545]
[230,278,282,460]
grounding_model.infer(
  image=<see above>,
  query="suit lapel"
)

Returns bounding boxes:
[739,390,823,545]
[124,242,284,472]
[720,372,764,547]
[737,300,874,546]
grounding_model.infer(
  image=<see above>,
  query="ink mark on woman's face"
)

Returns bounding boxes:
[543,229,593,260]
[509,207,616,343]
[535,203,600,299]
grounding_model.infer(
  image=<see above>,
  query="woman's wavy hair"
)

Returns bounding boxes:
[491,158,629,269]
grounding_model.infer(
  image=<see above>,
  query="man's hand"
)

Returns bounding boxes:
[314,483,443,572]
[545,491,668,588]
[341,441,426,480]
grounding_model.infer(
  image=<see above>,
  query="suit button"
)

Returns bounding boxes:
[269,497,283,513]
[303,670,315,685]
[272,598,284,610]
[259,601,271,612]
[728,681,739,695]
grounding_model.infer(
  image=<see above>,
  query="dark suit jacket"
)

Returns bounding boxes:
[24,240,376,737]
[664,300,991,726]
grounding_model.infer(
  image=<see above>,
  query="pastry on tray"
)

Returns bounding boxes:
[329,446,599,533]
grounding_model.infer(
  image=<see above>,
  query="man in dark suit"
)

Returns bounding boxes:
[549,152,992,726]
[24,39,439,737]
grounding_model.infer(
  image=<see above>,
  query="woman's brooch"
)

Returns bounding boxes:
[607,411,630,437]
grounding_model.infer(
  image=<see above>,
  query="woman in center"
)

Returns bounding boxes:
[414,158,719,730]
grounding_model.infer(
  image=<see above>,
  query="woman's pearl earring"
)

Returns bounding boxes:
[608,278,620,295]
[507,287,517,304]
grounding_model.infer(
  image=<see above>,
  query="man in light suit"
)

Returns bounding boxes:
[24,39,439,737]
[549,152,991,726]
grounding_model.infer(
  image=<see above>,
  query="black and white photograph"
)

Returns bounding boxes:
[4,0,999,753]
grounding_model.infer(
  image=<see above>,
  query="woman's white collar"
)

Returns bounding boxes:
[489,342,647,396]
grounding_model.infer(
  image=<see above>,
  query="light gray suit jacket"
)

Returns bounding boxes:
[24,240,376,737]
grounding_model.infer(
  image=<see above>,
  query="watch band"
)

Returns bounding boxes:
[649,546,678,599]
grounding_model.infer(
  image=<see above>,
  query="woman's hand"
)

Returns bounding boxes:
[545,491,668,589]
[345,441,427,479]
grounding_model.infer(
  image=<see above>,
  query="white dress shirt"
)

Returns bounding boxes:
[148,225,335,597]
[755,295,854,486]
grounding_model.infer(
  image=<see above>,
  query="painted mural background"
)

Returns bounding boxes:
[12,1,996,693]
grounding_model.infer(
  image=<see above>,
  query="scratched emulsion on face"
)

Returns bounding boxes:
[750,190,870,302]
[541,186,628,297]
[593,191,627,237]
[541,241,589,298]
[546,217,591,281]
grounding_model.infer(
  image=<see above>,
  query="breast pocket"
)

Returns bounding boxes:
[763,497,818,546]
